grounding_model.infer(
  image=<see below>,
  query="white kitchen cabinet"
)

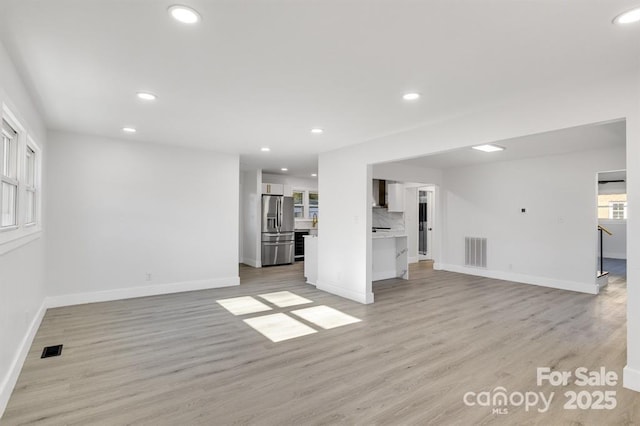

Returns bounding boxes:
[387,183,405,212]
[283,185,293,197]
[262,183,284,195]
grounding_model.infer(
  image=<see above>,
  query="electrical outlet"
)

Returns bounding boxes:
[146,273,152,281]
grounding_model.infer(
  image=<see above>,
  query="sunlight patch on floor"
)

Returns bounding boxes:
[216,296,272,316]
[258,291,313,307]
[244,313,317,342]
[291,305,362,329]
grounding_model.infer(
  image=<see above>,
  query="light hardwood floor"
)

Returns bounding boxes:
[2,262,639,425]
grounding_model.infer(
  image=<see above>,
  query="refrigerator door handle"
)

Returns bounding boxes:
[277,197,282,231]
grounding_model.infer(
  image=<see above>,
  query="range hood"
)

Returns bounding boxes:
[372,179,387,208]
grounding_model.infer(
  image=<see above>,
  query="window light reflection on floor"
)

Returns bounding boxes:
[291,305,362,330]
[216,296,273,316]
[258,291,313,308]
[243,313,317,342]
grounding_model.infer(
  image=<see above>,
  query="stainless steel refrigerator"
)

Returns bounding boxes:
[261,195,295,266]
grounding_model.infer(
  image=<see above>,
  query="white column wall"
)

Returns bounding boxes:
[317,73,640,391]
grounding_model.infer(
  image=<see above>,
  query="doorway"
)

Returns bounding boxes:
[596,170,627,281]
[418,187,434,261]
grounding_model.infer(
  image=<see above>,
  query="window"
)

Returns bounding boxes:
[292,189,319,219]
[598,193,627,220]
[1,119,18,228]
[25,144,37,224]
[610,202,627,220]
[0,105,42,250]
[293,190,304,218]
[309,191,319,218]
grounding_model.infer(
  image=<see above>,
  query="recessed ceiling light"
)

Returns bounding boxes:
[311,173,317,177]
[136,92,157,101]
[168,5,201,24]
[281,168,288,172]
[261,147,271,152]
[310,128,324,134]
[403,93,420,101]
[122,127,137,133]
[613,7,640,24]
[472,144,505,153]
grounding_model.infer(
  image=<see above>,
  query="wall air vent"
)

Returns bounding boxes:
[41,344,63,358]
[465,237,487,268]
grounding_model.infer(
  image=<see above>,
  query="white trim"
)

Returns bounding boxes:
[602,252,627,260]
[241,257,261,268]
[0,105,42,247]
[45,277,240,308]
[316,280,374,304]
[408,256,419,264]
[596,273,609,290]
[372,269,399,281]
[0,301,46,418]
[623,366,640,392]
[0,230,41,255]
[437,264,599,295]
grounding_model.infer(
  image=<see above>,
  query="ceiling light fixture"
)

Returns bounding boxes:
[281,168,288,172]
[402,93,421,101]
[472,144,505,153]
[136,92,157,101]
[311,173,317,177]
[613,7,640,24]
[311,128,324,134]
[168,5,201,24]
[261,147,271,152]
[122,127,137,133]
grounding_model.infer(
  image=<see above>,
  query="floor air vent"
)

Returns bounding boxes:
[41,345,63,359]
[465,237,487,268]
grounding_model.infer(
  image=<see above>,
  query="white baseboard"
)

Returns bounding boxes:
[316,280,374,304]
[0,301,46,418]
[45,277,240,308]
[241,258,261,268]
[624,366,640,392]
[603,252,627,260]
[372,270,398,281]
[408,256,419,264]
[596,273,609,290]
[437,264,599,295]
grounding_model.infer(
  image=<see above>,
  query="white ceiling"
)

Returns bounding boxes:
[397,120,626,170]
[1,0,639,177]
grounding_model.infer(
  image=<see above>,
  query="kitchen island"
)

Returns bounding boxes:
[372,233,409,281]
[303,235,317,285]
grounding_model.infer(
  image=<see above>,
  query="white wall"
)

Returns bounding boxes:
[440,147,625,292]
[241,169,262,267]
[262,173,318,190]
[599,221,627,259]
[0,41,47,416]
[318,72,640,391]
[45,131,240,305]
[372,162,442,185]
